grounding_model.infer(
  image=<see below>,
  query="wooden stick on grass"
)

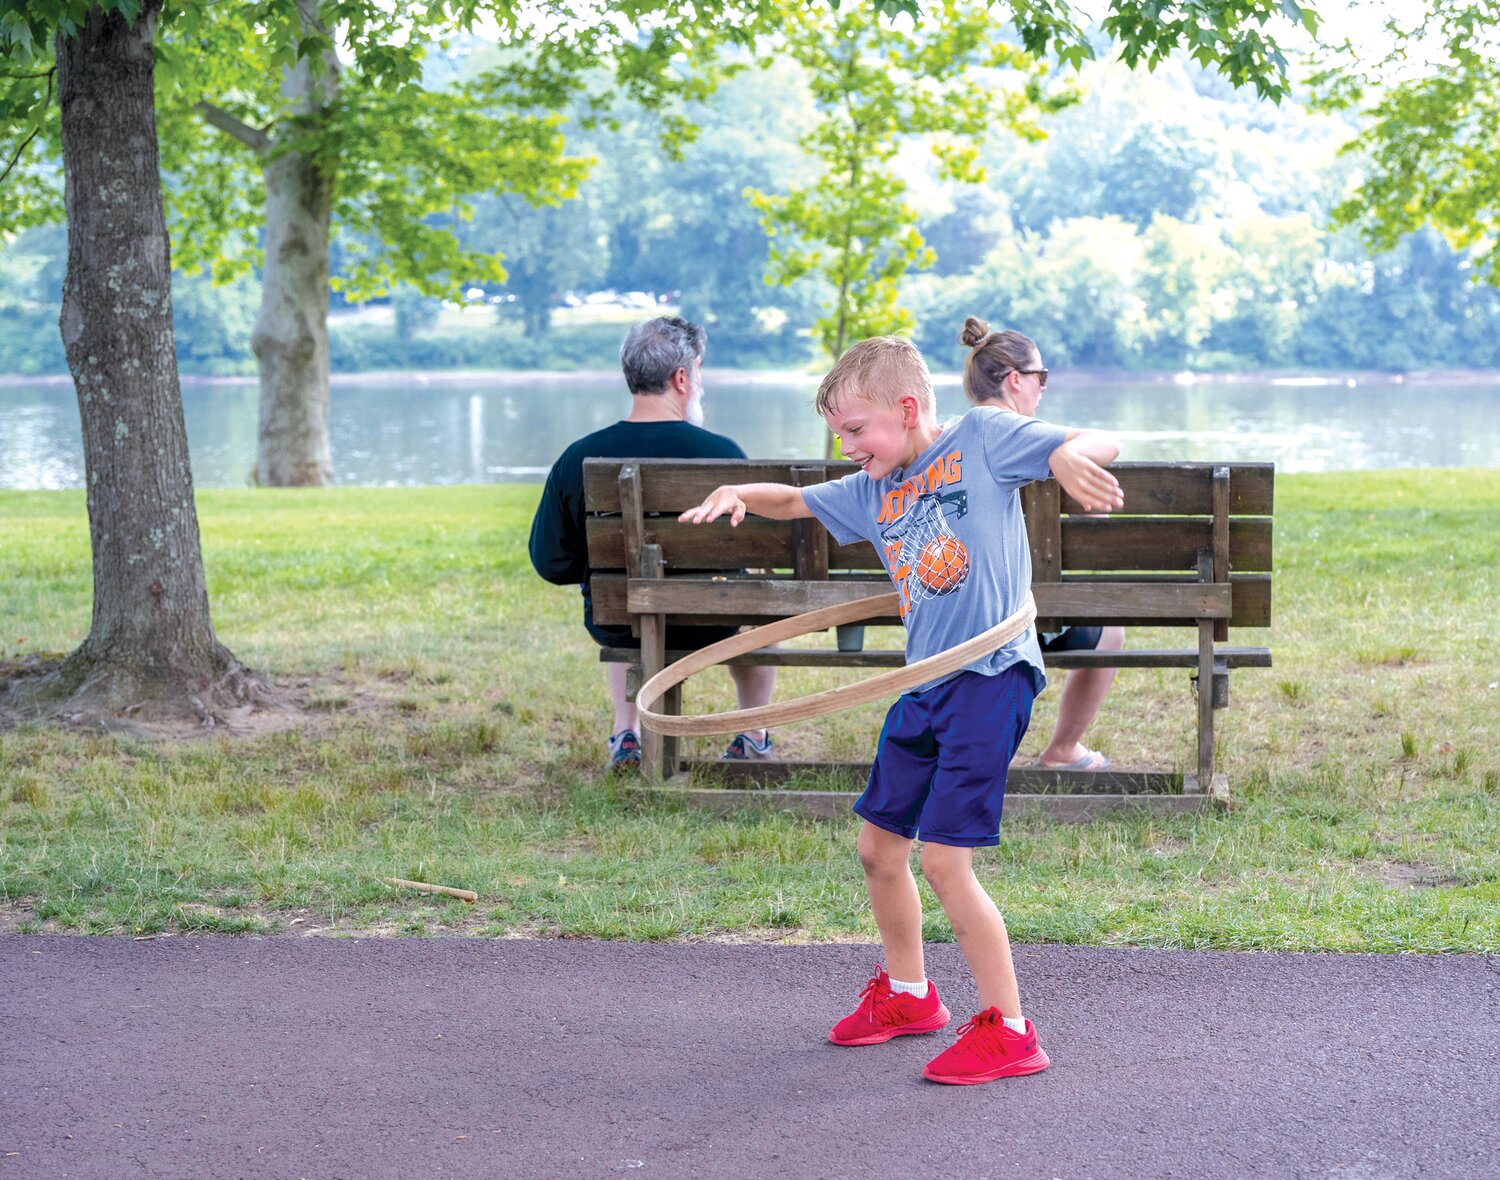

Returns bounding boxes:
[383,877,478,904]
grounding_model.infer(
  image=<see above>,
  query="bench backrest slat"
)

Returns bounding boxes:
[582,459,1274,515]
[587,571,1272,630]
[584,514,1272,574]
[626,578,1235,619]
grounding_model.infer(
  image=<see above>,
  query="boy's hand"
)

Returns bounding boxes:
[679,485,749,526]
[1050,447,1124,513]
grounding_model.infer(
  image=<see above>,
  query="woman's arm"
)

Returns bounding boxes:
[678,482,812,526]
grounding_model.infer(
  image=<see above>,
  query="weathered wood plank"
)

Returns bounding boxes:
[1052,464,1273,515]
[587,515,1273,575]
[588,573,903,627]
[1054,574,1271,629]
[1025,477,1062,582]
[1212,465,1232,642]
[790,465,831,580]
[590,573,1268,629]
[1195,548,1216,785]
[587,519,877,572]
[584,458,1274,515]
[647,777,1216,821]
[698,760,1186,795]
[626,578,1234,619]
[618,464,646,581]
[1058,517,1271,572]
[585,458,860,513]
[599,645,1273,669]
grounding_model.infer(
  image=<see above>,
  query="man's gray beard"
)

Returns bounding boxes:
[685,393,705,427]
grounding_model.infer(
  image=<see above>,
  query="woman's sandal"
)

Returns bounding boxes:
[1038,747,1111,772]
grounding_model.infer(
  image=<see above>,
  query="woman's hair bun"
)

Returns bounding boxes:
[958,316,991,349]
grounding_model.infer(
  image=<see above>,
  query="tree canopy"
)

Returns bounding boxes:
[1310,0,1500,285]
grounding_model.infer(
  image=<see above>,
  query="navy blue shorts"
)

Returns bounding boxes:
[855,665,1036,848]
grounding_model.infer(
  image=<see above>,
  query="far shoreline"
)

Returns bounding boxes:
[6,366,1500,389]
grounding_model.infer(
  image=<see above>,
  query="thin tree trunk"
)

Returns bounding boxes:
[46,1,258,719]
[251,0,338,487]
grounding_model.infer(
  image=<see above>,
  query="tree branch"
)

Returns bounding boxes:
[0,69,54,188]
[194,101,271,152]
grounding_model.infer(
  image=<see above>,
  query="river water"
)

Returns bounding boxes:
[2,369,1497,489]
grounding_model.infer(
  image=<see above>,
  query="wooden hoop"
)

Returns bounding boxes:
[637,591,1037,738]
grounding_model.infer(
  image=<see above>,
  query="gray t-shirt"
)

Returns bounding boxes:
[802,407,1067,693]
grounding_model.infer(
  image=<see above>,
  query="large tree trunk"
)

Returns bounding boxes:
[41,1,260,722]
[251,0,338,487]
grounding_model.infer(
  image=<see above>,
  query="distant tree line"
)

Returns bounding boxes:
[7,37,1500,380]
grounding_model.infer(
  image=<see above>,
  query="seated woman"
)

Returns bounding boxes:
[957,317,1124,771]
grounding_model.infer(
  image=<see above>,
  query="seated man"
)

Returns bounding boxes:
[528,315,776,770]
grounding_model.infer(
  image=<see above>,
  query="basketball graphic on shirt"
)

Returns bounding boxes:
[914,535,970,595]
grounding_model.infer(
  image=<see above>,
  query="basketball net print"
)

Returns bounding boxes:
[880,489,971,613]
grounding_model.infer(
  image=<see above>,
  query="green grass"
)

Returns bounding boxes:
[1,471,1498,950]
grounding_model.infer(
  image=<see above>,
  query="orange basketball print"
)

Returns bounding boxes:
[915,536,970,595]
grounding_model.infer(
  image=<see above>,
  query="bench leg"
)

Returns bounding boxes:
[1195,620,1215,788]
[662,684,682,778]
[640,613,669,780]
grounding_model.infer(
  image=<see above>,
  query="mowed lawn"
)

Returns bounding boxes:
[1,470,1497,950]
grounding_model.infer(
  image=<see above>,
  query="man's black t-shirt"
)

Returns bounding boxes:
[528,419,746,643]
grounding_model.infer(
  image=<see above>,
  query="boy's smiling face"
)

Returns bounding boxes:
[823,393,927,480]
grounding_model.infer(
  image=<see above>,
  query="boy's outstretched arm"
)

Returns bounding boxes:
[678,482,812,527]
[1049,431,1125,513]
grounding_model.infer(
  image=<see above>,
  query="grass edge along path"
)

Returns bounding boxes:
[0,470,1497,951]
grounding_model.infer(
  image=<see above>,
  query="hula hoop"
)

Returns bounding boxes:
[637,590,1037,738]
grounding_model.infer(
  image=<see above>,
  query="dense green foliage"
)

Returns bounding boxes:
[747,0,1071,359]
[6,4,1500,376]
[1310,0,1500,286]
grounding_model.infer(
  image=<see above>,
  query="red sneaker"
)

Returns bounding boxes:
[828,966,951,1046]
[921,1009,1050,1085]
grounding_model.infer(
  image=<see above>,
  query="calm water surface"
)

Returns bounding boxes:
[2,370,1497,489]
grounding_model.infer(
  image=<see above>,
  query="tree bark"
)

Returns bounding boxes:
[250,0,338,487]
[47,1,258,719]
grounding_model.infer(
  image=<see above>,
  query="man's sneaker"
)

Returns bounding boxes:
[722,731,774,760]
[828,966,951,1046]
[608,729,642,772]
[921,1008,1050,1085]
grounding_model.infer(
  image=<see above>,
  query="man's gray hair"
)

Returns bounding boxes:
[620,316,707,395]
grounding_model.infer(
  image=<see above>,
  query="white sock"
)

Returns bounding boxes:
[889,977,929,998]
[1002,1015,1027,1034]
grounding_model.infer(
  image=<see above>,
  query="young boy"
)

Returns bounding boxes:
[678,337,1123,1085]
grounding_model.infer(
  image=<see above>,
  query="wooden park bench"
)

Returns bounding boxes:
[583,457,1273,819]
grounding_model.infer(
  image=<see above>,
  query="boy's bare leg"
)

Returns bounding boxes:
[919,842,1022,1017]
[606,662,638,734]
[1039,626,1125,767]
[727,663,775,745]
[857,821,925,984]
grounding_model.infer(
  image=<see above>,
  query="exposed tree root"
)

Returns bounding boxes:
[1,648,287,738]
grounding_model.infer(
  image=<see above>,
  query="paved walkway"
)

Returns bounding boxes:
[3,936,1497,1179]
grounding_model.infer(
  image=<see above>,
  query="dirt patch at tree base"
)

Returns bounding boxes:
[0,656,384,743]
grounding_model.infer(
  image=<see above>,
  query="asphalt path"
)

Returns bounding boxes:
[3,936,1497,1179]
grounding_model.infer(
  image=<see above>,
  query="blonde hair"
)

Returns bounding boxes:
[958,315,1038,406]
[815,337,935,417]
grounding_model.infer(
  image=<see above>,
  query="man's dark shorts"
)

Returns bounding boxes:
[586,620,743,651]
[1039,625,1102,654]
[583,590,740,652]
